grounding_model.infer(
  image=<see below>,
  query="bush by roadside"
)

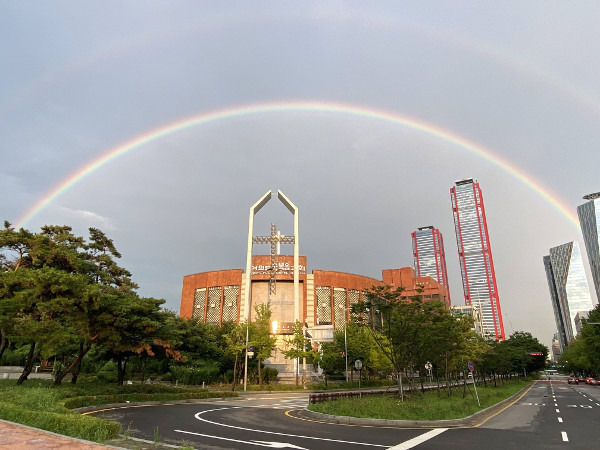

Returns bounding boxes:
[308,378,532,421]
[0,379,236,442]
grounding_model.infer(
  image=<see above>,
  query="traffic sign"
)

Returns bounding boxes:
[425,362,432,370]
[468,361,474,372]
[355,360,363,370]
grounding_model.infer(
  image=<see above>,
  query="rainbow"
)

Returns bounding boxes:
[14,100,579,229]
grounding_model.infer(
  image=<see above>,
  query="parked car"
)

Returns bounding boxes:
[590,378,599,386]
[568,377,579,384]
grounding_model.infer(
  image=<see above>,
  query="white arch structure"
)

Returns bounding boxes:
[243,189,300,323]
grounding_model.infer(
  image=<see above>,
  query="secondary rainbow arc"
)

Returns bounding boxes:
[14,100,579,230]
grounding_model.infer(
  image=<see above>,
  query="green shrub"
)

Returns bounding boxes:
[0,402,121,442]
[263,367,278,384]
[96,361,118,383]
[0,347,28,366]
[170,363,221,385]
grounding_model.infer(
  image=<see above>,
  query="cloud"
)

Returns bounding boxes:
[57,207,116,231]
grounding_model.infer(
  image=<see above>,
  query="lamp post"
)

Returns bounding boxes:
[344,323,349,383]
[340,305,351,383]
[243,321,249,392]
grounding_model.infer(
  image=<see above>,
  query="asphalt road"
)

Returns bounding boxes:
[88,380,600,449]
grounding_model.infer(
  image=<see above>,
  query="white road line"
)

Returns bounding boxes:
[387,429,448,450]
[554,403,558,407]
[590,399,594,401]
[558,417,563,423]
[556,409,560,413]
[175,429,306,448]
[561,431,569,442]
[194,407,387,447]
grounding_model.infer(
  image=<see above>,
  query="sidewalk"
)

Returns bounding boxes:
[0,419,117,449]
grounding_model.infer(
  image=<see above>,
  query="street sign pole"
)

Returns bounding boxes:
[355,360,363,390]
[425,362,433,384]
[468,361,480,406]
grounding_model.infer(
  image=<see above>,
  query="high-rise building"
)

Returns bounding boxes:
[544,241,594,349]
[412,226,451,303]
[577,192,600,301]
[450,178,505,340]
[544,255,567,350]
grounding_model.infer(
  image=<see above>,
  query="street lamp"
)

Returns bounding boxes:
[339,305,351,383]
[243,321,249,392]
[344,322,349,383]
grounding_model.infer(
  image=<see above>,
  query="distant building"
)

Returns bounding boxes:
[574,310,591,336]
[551,332,562,363]
[450,305,484,337]
[412,226,451,303]
[450,178,505,340]
[544,241,594,349]
[577,192,600,301]
[544,256,568,350]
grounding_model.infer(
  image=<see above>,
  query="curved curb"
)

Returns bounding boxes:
[75,395,239,415]
[301,382,535,429]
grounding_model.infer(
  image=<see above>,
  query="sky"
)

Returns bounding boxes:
[2,1,600,351]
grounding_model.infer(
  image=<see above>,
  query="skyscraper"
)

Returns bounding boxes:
[450,178,505,340]
[412,226,451,303]
[544,241,594,348]
[577,192,600,301]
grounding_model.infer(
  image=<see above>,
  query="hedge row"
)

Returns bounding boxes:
[0,402,121,442]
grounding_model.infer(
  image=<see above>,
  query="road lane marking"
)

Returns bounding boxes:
[561,431,568,442]
[175,429,308,448]
[387,429,448,450]
[557,417,563,422]
[82,404,156,415]
[194,407,387,447]
[474,382,536,428]
[556,409,560,413]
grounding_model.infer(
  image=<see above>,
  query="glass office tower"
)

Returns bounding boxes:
[577,192,600,301]
[412,226,451,302]
[544,241,593,347]
[450,178,505,340]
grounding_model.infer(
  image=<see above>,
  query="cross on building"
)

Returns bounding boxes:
[252,223,295,294]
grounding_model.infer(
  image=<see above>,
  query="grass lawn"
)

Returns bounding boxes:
[0,379,236,442]
[308,379,532,421]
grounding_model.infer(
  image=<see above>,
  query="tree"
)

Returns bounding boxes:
[224,323,247,390]
[503,331,548,376]
[281,321,312,386]
[579,304,600,375]
[96,294,166,385]
[10,267,91,384]
[251,303,277,388]
[0,222,36,361]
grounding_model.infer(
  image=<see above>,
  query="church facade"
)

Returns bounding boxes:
[179,258,450,332]
[178,190,449,378]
